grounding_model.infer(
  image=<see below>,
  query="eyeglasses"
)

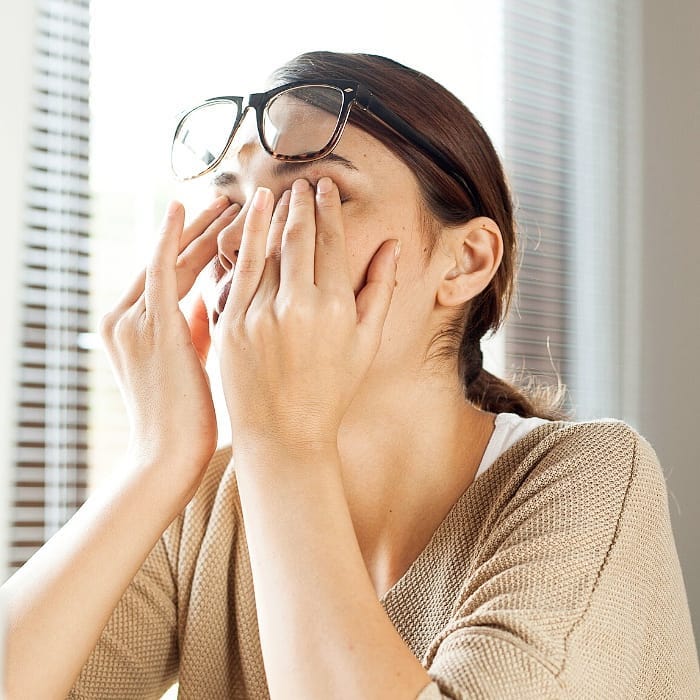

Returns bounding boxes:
[170,79,481,211]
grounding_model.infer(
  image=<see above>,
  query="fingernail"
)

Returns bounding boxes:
[292,178,310,193]
[317,177,333,195]
[252,187,271,210]
[279,189,292,206]
[394,239,402,260]
[212,195,229,208]
[223,202,240,217]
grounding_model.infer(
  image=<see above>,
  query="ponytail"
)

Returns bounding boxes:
[465,367,571,421]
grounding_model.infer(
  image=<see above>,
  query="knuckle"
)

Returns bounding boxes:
[234,256,259,276]
[282,223,306,244]
[315,226,334,247]
[98,310,117,338]
[147,262,165,280]
[276,297,310,324]
[244,215,268,236]
[315,194,337,210]
[271,206,289,225]
[230,312,246,335]
[292,194,314,209]
[112,315,132,343]
[323,294,346,317]
[266,248,282,266]
[246,307,275,337]
[175,256,194,277]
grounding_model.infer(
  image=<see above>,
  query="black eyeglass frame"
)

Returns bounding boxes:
[171,79,482,212]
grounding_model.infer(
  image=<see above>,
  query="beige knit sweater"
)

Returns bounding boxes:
[67,419,700,699]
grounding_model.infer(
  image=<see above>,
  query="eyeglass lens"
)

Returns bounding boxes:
[171,99,241,180]
[171,85,346,179]
[262,85,344,158]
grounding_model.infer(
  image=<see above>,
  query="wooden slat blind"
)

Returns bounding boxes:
[9,0,91,576]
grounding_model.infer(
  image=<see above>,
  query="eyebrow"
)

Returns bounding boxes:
[210,152,358,189]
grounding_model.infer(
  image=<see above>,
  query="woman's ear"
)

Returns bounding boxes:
[435,217,504,308]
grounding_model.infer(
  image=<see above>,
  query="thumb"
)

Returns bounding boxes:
[356,238,399,338]
[186,294,212,365]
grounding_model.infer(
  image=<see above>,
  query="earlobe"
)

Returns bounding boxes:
[435,217,503,308]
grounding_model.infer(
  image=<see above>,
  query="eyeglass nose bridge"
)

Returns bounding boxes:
[215,100,265,169]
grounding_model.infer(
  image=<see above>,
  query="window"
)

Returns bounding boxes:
[502,0,631,421]
[6,0,91,578]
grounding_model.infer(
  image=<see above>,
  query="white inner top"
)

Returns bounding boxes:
[474,412,551,482]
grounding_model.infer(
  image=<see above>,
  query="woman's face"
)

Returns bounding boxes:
[199,117,447,377]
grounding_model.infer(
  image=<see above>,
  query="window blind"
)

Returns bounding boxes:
[9,0,91,576]
[502,0,626,419]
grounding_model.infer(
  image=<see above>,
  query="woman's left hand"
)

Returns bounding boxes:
[214,176,399,458]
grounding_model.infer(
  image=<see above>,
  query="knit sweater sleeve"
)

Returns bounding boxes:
[65,512,183,699]
[414,422,699,699]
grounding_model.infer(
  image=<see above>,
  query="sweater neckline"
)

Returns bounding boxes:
[378,419,563,606]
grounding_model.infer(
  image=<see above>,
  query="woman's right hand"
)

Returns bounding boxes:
[99,195,240,492]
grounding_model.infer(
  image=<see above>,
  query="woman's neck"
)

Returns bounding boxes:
[337,375,496,598]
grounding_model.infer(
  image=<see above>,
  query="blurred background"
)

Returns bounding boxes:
[1,0,698,689]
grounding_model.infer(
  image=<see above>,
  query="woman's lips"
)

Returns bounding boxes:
[214,273,233,321]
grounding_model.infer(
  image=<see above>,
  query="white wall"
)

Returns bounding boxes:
[638,0,700,642]
[0,0,37,683]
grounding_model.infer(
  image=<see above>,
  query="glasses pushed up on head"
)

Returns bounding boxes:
[170,79,481,211]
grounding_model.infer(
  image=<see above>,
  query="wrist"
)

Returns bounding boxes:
[232,435,340,478]
[123,445,213,504]
[232,430,339,462]
[233,438,338,465]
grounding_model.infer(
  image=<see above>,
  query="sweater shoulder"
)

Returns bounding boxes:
[469,418,664,557]
[502,417,660,487]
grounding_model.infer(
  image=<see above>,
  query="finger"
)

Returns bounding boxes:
[112,269,146,315]
[223,187,274,317]
[254,189,290,302]
[356,239,400,337]
[314,177,351,292]
[144,201,186,317]
[280,178,316,292]
[181,195,231,249]
[111,195,230,314]
[266,189,290,259]
[175,202,241,300]
[186,293,212,365]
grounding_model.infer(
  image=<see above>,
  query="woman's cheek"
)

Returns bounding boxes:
[345,233,383,297]
[345,199,399,293]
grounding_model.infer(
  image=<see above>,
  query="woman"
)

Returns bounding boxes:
[3,51,698,699]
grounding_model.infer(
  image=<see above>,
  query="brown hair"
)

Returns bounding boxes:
[273,51,570,421]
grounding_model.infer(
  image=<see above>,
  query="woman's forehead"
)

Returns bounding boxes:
[216,121,402,183]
